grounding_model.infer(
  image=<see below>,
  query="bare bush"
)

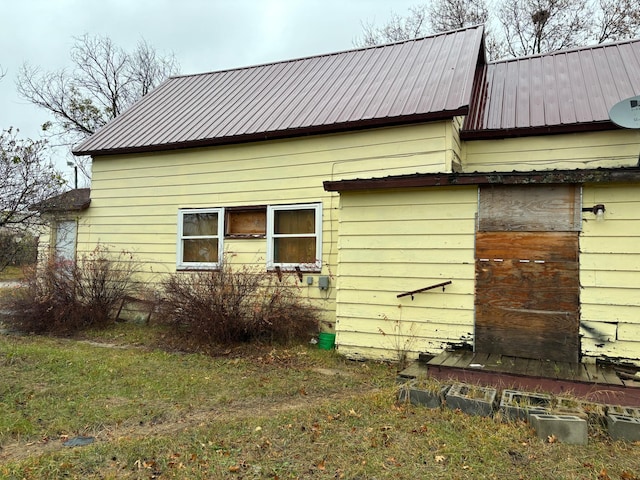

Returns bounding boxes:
[159,264,320,348]
[5,245,141,333]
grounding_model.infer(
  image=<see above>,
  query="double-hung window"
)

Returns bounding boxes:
[267,203,322,271]
[177,208,224,269]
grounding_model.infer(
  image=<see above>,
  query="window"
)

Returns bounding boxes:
[177,208,223,269]
[225,207,266,237]
[267,203,322,271]
[54,220,77,262]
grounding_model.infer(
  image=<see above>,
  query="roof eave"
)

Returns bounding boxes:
[72,109,469,157]
[31,188,92,213]
[324,166,640,192]
[39,200,91,213]
[460,121,621,141]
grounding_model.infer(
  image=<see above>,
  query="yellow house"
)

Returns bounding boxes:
[56,25,640,365]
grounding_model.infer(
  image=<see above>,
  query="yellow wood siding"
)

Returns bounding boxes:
[580,184,640,363]
[448,116,464,172]
[335,187,477,361]
[78,122,454,325]
[463,130,640,172]
[74,111,640,364]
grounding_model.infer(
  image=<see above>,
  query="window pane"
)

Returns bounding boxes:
[55,221,77,261]
[183,239,219,263]
[183,213,218,236]
[274,237,316,263]
[274,209,315,234]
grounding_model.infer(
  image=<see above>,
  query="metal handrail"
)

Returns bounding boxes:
[397,281,452,300]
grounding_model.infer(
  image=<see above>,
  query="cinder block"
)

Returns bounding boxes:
[553,397,587,419]
[499,389,551,421]
[608,415,640,442]
[398,381,449,409]
[446,383,497,417]
[529,414,588,445]
[608,405,640,418]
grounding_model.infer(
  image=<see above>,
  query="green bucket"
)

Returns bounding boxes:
[318,332,336,350]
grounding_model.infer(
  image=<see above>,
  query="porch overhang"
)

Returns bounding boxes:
[323,166,640,192]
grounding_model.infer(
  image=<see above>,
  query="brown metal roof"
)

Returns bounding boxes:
[463,38,640,139]
[73,26,485,156]
[31,188,91,213]
[324,167,640,192]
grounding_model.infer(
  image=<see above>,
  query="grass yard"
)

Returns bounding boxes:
[0,266,25,282]
[0,326,639,479]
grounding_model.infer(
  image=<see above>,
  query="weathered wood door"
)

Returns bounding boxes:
[474,185,581,363]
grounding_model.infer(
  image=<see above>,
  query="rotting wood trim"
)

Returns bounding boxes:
[323,167,640,192]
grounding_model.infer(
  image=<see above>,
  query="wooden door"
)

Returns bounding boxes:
[474,185,581,363]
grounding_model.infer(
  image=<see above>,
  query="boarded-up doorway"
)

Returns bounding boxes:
[474,185,581,363]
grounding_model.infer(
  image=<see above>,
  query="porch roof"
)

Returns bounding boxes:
[31,188,91,213]
[323,167,640,192]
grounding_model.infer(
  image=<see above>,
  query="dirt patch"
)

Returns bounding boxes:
[312,367,355,377]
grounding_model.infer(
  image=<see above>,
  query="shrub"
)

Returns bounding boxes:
[159,263,320,347]
[0,231,37,269]
[5,245,141,334]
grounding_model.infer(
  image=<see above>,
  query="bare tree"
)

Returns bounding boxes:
[498,0,593,57]
[427,0,501,58]
[16,34,179,179]
[356,0,640,59]
[355,1,495,58]
[0,128,64,272]
[355,5,430,46]
[594,0,640,43]
[428,0,490,32]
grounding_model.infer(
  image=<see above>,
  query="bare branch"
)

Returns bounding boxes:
[129,38,179,97]
[428,0,489,32]
[16,34,179,160]
[354,6,431,47]
[0,128,65,271]
[356,0,640,60]
[595,0,640,43]
[498,0,594,57]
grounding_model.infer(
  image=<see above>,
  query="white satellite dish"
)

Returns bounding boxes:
[609,95,640,129]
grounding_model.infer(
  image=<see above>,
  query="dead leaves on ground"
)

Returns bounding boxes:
[598,469,640,480]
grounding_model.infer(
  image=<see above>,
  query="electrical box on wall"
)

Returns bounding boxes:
[318,276,330,290]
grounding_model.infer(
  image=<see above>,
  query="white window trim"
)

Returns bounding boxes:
[266,203,322,271]
[177,207,224,269]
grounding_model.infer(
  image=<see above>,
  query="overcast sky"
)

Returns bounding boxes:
[0,0,417,181]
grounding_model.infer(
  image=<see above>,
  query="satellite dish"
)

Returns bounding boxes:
[609,95,640,129]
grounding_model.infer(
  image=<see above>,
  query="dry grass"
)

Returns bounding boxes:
[0,329,639,479]
[0,265,25,282]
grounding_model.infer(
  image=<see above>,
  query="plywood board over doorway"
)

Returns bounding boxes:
[475,185,581,364]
